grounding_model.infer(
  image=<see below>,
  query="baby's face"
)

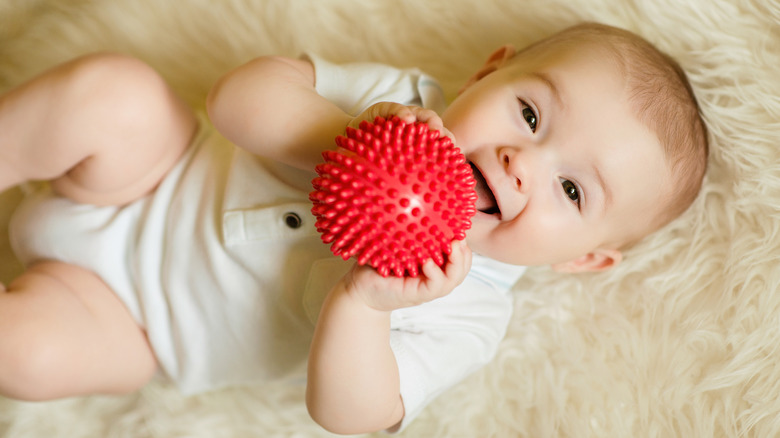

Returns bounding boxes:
[443,43,671,270]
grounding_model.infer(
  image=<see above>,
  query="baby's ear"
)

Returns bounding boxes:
[551,248,623,273]
[459,45,516,93]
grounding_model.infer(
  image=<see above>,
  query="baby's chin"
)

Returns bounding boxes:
[463,223,504,259]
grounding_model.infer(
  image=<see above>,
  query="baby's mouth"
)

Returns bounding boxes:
[470,163,500,216]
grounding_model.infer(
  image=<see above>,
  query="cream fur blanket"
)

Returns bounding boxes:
[1,1,779,437]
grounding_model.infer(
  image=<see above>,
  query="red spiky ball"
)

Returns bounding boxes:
[310,116,477,277]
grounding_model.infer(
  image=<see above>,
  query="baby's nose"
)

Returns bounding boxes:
[501,150,526,192]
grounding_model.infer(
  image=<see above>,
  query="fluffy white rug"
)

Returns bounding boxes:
[1,0,779,436]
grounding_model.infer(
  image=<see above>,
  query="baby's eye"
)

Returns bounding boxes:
[561,179,580,207]
[519,100,537,133]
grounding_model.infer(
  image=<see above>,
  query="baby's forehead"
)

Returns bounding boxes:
[506,41,629,101]
[598,120,672,245]
[508,42,631,111]
[513,37,626,71]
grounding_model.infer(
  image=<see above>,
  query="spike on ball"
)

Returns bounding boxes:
[310,116,477,277]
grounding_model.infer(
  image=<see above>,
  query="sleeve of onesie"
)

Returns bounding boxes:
[387,255,525,432]
[305,53,447,116]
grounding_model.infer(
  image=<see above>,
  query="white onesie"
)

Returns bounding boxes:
[10,54,526,429]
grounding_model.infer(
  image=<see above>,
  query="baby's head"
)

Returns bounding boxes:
[444,22,708,272]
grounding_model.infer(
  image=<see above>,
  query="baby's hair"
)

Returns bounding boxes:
[520,23,709,234]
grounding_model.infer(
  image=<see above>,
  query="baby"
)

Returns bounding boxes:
[0,22,707,434]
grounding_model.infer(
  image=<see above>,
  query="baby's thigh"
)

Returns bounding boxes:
[0,261,157,400]
[51,53,198,206]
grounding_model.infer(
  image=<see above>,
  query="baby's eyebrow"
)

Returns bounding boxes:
[530,71,562,109]
[591,161,612,213]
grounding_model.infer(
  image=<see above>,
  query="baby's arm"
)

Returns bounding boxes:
[207,56,348,170]
[306,241,472,434]
[210,55,466,432]
[206,57,452,170]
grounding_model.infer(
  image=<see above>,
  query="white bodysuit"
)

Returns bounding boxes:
[10,55,526,429]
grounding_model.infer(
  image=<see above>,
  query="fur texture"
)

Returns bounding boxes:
[1,0,779,436]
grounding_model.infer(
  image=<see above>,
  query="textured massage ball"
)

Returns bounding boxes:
[310,116,477,277]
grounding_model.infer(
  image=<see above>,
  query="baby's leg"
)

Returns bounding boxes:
[0,54,191,399]
[0,53,196,206]
[0,261,157,400]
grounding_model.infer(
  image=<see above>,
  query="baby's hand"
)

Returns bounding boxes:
[339,240,472,312]
[349,102,455,143]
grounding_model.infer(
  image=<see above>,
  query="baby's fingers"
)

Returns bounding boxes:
[421,240,472,295]
[349,102,406,129]
[405,108,455,143]
[351,103,455,144]
[444,240,472,283]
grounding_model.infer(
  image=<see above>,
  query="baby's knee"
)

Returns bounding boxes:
[57,53,175,130]
[72,53,194,149]
[86,52,157,93]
